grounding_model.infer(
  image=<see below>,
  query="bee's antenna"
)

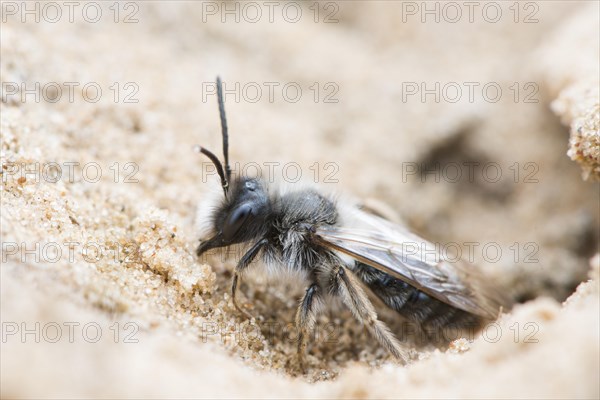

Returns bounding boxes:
[195,77,232,197]
[195,145,228,194]
[216,76,232,183]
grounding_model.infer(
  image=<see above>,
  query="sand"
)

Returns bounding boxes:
[1,1,599,398]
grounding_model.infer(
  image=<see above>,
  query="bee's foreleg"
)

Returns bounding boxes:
[295,283,322,372]
[231,238,268,320]
[332,265,408,363]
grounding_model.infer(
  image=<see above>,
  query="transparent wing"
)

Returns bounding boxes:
[315,210,508,318]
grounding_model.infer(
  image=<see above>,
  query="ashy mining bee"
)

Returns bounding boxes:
[196,77,508,367]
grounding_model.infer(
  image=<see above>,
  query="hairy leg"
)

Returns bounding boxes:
[231,238,268,319]
[295,283,323,370]
[332,265,408,362]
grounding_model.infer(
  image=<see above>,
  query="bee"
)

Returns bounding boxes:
[196,77,509,367]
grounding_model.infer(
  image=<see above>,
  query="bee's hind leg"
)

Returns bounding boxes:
[295,283,323,372]
[332,265,409,363]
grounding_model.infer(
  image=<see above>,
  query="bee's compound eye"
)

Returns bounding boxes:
[223,203,252,240]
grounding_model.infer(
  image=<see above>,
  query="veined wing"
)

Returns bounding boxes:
[314,210,507,318]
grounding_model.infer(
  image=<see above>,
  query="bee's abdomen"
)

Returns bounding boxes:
[352,262,482,332]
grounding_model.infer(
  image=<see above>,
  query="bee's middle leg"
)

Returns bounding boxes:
[332,265,408,363]
[295,282,323,371]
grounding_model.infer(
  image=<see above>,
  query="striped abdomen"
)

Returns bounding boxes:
[352,262,483,334]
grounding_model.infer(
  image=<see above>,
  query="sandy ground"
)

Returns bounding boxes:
[1,1,599,398]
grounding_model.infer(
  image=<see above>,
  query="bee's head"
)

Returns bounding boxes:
[196,176,270,256]
[195,76,270,256]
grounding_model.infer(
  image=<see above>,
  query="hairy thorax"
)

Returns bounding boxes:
[265,189,338,274]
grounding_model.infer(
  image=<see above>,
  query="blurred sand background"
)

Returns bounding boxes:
[1,1,599,398]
